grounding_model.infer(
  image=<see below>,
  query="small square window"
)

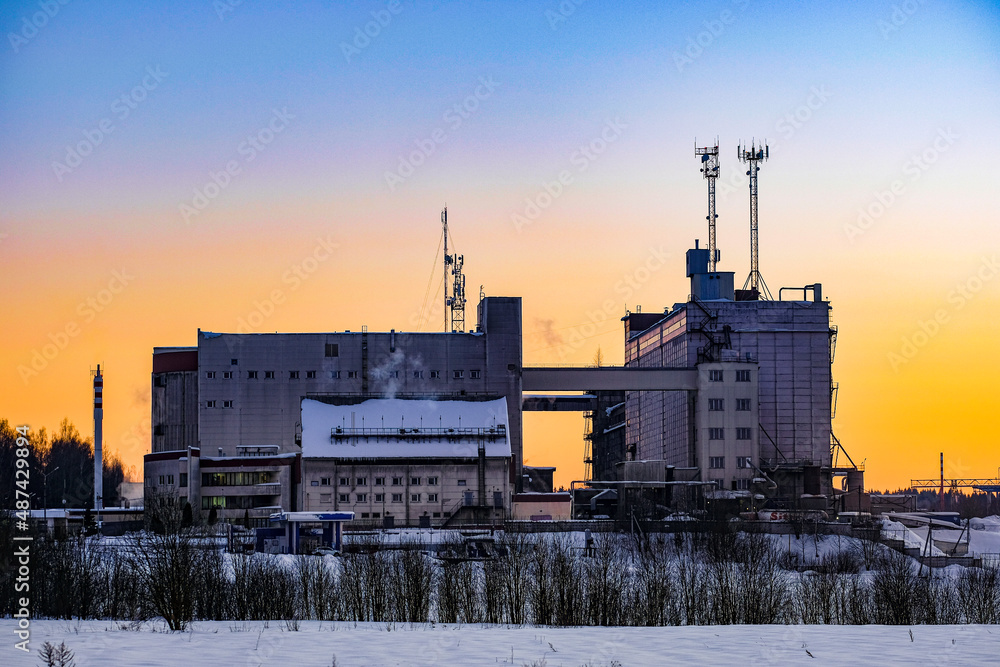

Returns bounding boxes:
[321,477,332,486]
[736,427,752,440]
[320,493,332,504]
[264,371,274,379]
[709,456,725,469]
[289,371,300,379]
[247,371,258,379]
[338,477,349,486]
[375,493,384,503]
[356,477,367,486]
[311,480,319,487]
[453,370,464,379]
[413,370,423,379]
[736,456,752,469]
[709,369,723,382]
[470,370,481,379]
[223,400,233,408]
[709,398,724,411]
[430,370,440,379]
[457,480,466,486]
[330,371,341,379]
[373,512,380,518]
[206,400,216,408]
[735,478,751,491]
[361,512,369,519]
[374,477,385,486]
[231,358,238,365]
[306,370,316,379]
[206,371,216,379]
[410,476,420,486]
[392,477,403,486]
[736,398,751,411]
[389,370,399,379]
[356,493,367,503]
[709,427,724,440]
[223,371,233,379]
[392,493,403,503]
[427,476,439,486]
[347,371,358,379]
[427,493,438,502]
[325,343,339,357]
[411,493,421,502]
[736,370,751,382]
[338,493,349,503]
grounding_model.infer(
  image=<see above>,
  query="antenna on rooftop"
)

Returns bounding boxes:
[442,206,467,333]
[694,139,721,271]
[738,140,772,300]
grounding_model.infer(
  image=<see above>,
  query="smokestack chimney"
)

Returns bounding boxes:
[94,365,103,512]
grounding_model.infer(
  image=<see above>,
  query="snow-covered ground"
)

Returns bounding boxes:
[4,620,999,666]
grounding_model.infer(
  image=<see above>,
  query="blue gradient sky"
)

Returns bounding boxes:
[2,0,999,488]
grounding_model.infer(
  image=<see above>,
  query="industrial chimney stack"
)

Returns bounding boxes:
[94,365,103,512]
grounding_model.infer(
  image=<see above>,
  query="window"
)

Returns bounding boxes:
[338,493,349,503]
[311,480,319,487]
[320,493,332,504]
[338,477,349,486]
[361,512,369,519]
[179,473,187,487]
[736,427,752,440]
[736,398,751,411]
[709,369,723,382]
[427,493,438,502]
[223,371,233,379]
[736,456,752,469]
[306,370,316,379]
[392,477,403,486]
[247,371,258,379]
[709,398,724,411]
[347,371,358,379]
[433,512,441,518]
[736,370,751,382]
[223,400,233,408]
[289,371,299,379]
[356,493,367,503]
[413,370,423,379]
[264,371,274,379]
[410,476,420,486]
[321,477,332,486]
[374,493,384,503]
[392,493,403,503]
[356,477,367,486]
[325,343,339,357]
[158,475,164,485]
[330,371,341,379]
[231,358,238,365]
[374,477,385,486]
[206,371,216,379]
[734,478,751,491]
[427,476,439,486]
[389,370,399,379]
[709,456,725,469]
[453,370,464,379]
[206,400,216,408]
[167,474,174,484]
[470,370,481,379]
[457,480,467,486]
[709,428,724,440]
[430,370,440,379]
[411,493,421,502]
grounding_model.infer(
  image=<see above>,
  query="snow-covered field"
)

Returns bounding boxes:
[4,619,999,666]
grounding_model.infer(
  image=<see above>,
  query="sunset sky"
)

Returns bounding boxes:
[2,0,998,491]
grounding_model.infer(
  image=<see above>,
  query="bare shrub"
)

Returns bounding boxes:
[38,641,75,667]
[391,544,434,622]
[958,564,1000,624]
[871,550,920,625]
[632,534,679,626]
[296,555,339,620]
[583,534,629,626]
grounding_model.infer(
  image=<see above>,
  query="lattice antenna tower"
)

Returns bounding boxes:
[694,140,721,271]
[738,140,773,300]
[442,206,467,332]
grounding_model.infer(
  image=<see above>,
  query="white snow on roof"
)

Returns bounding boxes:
[301,397,511,459]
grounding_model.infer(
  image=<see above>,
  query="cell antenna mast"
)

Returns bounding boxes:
[738,140,772,300]
[694,140,721,271]
[442,206,467,333]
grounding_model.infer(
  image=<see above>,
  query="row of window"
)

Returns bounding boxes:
[709,456,753,469]
[321,492,440,504]
[708,398,753,411]
[202,472,272,487]
[711,478,752,490]
[708,427,753,440]
[205,369,482,380]
[312,476,444,487]
[708,369,752,382]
